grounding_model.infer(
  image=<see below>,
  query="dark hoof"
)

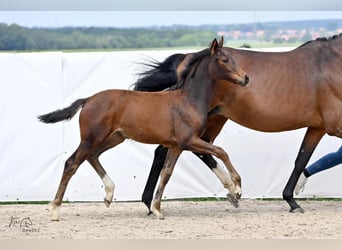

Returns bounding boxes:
[147,210,153,216]
[227,193,239,208]
[236,193,242,200]
[290,207,305,213]
[104,198,111,208]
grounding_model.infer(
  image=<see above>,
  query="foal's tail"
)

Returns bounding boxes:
[38,98,88,124]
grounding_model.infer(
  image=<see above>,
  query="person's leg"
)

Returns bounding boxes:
[295,145,342,194]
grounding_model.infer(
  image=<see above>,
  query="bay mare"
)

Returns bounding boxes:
[38,38,249,220]
[135,34,342,213]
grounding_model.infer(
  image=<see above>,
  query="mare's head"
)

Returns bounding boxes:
[209,37,249,87]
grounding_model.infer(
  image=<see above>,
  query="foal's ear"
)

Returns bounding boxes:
[210,38,219,55]
[218,36,224,48]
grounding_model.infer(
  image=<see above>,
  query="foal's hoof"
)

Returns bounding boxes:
[49,204,60,221]
[227,193,239,208]
[236,192,242,200]
[290,207,305,213]
[104,198,112,208]
[151,205,165,220]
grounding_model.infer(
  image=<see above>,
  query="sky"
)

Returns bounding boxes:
[1,11,342,28]
[1,0,342,11]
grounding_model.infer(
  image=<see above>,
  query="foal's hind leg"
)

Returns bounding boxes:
[50,142,93,221]
[151,147,182,219]
[87,132,126,207]
[87,156,115,208]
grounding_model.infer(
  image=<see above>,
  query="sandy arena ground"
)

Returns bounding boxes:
[1,199,342,239]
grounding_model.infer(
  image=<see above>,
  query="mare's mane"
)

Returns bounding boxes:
[133,53,184,91]
[133,48,210,92]
[298,33,342,48]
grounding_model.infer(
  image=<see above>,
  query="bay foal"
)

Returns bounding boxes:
[38,38,248,220]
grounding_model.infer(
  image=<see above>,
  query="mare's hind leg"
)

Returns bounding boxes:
[186,137,241,207]
[283,127,325,213]
[87,132,126,208]
[50,142,94,221]
[151,147,182,220]
[142,145,168,213]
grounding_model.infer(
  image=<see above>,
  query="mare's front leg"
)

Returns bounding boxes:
[283,127,325,213]
[151,147,182,219]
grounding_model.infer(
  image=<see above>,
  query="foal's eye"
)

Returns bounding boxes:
[222,59,229,64]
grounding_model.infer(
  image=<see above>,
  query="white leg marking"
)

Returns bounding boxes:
[50,203,60,221]
[102,174,115,207]
[235,184,242,197]
[151,202,164,220]
[213,164,242,196]
[295,172,307,195]
[212,165,234,191]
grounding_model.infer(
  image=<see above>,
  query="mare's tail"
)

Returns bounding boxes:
[38,98,88,124]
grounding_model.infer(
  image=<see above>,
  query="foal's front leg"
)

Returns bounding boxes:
[187,137,241,207]
[151,147,182,219]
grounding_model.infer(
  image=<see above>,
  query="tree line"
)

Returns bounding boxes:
[1,19,341,51]
[0,23,217,50]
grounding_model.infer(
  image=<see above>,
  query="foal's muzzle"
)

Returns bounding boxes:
[239,74,249,87]
[241,75,249,87]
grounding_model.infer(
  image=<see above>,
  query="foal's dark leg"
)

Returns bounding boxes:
[282,128,325,213]
[141,145,168,213]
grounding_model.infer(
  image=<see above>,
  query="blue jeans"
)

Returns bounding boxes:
[304,145,342,177]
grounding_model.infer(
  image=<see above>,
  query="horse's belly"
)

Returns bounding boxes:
[225,108,311,132]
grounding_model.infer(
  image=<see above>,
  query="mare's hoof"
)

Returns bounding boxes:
[290,207,305,213]
[227,193,239,208]
[144,201,151,210]
[104,198,111,208]
[143,201,153,215]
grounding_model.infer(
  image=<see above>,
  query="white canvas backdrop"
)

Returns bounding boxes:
[0,49,341,203]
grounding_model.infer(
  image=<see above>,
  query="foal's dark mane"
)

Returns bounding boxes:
[298,33,342,48]
[133,48,210,92]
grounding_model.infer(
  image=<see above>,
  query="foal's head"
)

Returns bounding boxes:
[209,37,249,87]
